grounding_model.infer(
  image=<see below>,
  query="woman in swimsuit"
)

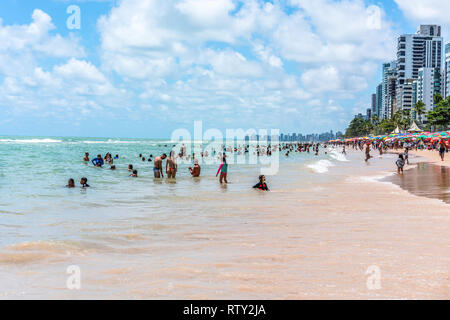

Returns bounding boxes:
[166,151,177,179]
[216,156,228,184]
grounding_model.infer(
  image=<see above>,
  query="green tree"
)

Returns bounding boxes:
[433,93,443,105]
[345,117,372,138]
[413,100,426,125]
[427,97,450,130]
[378,118,395,134]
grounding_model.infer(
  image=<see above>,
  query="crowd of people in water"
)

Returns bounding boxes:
[330,137,448,175]
[65,137,448,189]
[65,142,331,190]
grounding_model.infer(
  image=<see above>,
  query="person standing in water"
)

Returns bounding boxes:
[153,154,167,178]
[365,143,371,162]
[396,154,405,174]
[92,154,104,167]
[439,139,448,161]
[166,151,177,179]
[83,152,90,162]
[216,156,228,184]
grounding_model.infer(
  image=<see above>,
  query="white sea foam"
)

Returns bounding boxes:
[307,159,335,173]
[81,140,142,144]
[329,150,349,162]
[0,138,61,144]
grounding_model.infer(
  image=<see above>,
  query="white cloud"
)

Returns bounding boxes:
[394,0,450,22]
[0,9,85,57]
[394,0,450,39]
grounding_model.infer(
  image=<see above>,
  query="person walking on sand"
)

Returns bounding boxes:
[216,156,228,184]
[396,154,405,174]
[153,153,167,178]
[439,139,448,161]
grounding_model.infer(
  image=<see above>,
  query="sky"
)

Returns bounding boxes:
[0,0,449,138]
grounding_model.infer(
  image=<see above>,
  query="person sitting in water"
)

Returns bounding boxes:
[83,152,90,162]
[396,154,405,174]
[253,175,269,191]
[66,178,75,188]
[128,164,133,172]
[92,154,104,167]
[114,154,119,159]
[189,160,201,177]
[80,177,90,188]
[130,170,138,177]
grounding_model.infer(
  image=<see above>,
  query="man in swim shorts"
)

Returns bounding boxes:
[153,154,167,178]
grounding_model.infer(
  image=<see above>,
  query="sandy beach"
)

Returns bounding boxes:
[1,144,448,299]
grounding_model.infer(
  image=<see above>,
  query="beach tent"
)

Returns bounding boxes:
[391,126,401,134]
[406,121,422,133]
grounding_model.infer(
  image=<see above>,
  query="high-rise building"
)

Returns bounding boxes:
[416,68,433,120]
[396,79,416,114]
[445,43,450,98]
[371,93,376,117]
[396,25,443,88]
[376,83,383,117]
[381,61,397,118]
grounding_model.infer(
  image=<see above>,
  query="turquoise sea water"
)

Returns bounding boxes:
[0,135,354,298]
[0,136,337,246]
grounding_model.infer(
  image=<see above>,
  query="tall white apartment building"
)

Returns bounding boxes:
[445,43,450,98]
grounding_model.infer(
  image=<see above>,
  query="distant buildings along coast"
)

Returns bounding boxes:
[356,25,449,124]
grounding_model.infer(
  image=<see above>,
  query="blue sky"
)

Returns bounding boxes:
[0,0,449,138]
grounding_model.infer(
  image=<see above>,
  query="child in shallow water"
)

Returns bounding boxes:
[66,178,75,188]
[396,154,405,174]
[80,177,90,188]
[253,175,269,191]
[130,170,138,177]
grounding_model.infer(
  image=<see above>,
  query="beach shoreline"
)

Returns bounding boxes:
[0,145,449,299]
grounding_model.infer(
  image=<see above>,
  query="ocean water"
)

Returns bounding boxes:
[1,137,448,299]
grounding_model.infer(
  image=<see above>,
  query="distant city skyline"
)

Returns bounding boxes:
[1,0,450,138]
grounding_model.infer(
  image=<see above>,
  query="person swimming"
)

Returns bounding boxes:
[130,170,138,177]
[66,178,75,188]
[253,175,269,191]
[92,154,104,167]
[110,165,116,170]
[216,156,228,184]
[80,177,90,188]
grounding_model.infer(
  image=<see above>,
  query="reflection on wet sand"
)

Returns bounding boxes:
[385,163,450,204]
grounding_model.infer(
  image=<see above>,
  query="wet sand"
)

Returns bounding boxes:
[385,162,450,204]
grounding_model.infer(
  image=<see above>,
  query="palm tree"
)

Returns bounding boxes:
[401,108,411,129]
[392,109,402,128]
[413,100,426,125]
